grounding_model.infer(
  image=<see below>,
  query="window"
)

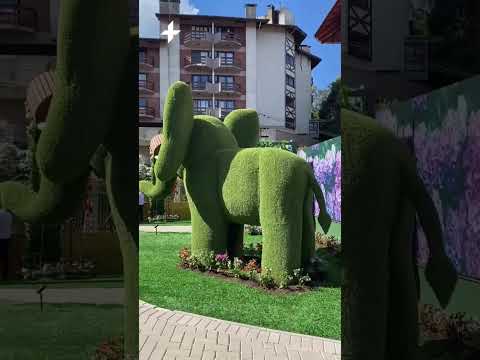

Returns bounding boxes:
[191,25,210,40]
[216,75,233,84]
[139,73,147,87]
[191,74,211,91]
[286,74,295,88]
[191,50,211,64]
[215,26,233,33]
[216,100,235,109]
[139,49,146,63]
[215,51,234,65]
[193,99,212,114]
[139,98,147,109]
[286,54,295,71]
[285,95,295,108]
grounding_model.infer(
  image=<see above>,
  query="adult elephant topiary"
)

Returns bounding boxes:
[154,81,331,283]
[0,1,138,358]
[341,109,458,360]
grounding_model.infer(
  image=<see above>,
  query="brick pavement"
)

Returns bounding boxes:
[140,301,341,360]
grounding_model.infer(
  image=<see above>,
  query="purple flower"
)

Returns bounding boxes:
[215,253,228,263]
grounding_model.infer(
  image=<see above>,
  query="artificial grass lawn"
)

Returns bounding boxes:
[140,232,341,340]
[0,303,123,360]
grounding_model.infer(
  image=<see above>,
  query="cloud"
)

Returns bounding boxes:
[180,0,199,15]
[139,0,159,38]
[139,0,199,38]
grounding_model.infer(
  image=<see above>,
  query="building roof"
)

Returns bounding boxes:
[157,13,269,25]
[315,0,341,44]
[297,47,321,69]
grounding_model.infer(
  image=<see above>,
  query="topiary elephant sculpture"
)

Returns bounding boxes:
[0,1,138,357]
[152,81,332,283]
[341,109,458,360]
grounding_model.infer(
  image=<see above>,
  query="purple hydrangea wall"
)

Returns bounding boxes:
[375,75,480,280]
[298,137,341,223]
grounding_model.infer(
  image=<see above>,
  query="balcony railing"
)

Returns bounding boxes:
[219,82,240,93]
[138,79,155,92]
[0,6,37,31]
[184,31,214,47]
[139,106,156,118]
[214,32,242,48]
[139,55,155,68]
[193,107,233,118]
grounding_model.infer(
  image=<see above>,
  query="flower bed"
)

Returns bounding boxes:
[178,234,341,290]
[419,304,480,358]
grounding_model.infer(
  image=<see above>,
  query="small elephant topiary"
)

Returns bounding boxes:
[341,109,458,360]
[150,81,332,283]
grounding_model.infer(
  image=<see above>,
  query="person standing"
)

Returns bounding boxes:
[0,209,13,281]
[138,191,145,223]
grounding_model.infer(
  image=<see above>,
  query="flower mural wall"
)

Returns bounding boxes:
[298,136,341,223]
[375,75,480,280]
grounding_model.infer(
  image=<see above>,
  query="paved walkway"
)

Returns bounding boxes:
[140,225,192,233]
[140,301,341,360]
[0,288,123,304]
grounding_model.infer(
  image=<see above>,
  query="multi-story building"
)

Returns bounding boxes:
[327,0,480,117]
[0,0,58,147]
[139,37,163,163]
[153,1,321,144]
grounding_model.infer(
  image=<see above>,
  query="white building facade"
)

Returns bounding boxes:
[151,1,320,143]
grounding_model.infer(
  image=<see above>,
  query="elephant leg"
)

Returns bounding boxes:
[386,197,420,360]
[301,190,316,266]
[227,223,244,259]
[189,197,228,255]
[260,200,303,283]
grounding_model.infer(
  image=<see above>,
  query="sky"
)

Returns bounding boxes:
[139,0,340,90]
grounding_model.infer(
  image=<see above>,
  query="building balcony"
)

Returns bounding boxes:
[183,56,215,72]
[0,6,37,33]
[183,31,214,48]
[184,56,242,73]
[139,55,155,72]
[193,107,233,118]
[213,32,242,49]
[139,106,156,120]
[138,79,155,94]
[218,82,241,96]
[191,82,241,96]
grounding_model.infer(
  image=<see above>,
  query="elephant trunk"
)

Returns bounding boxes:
[156,82,193,181]
[36,0,130,184]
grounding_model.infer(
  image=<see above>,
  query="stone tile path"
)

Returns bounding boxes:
[140,301,341,360]
[140,225,192,233]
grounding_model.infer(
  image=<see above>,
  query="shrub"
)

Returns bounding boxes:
[259,268,275,289]
[245,224,262,235]
[243,259,260,273]
[178,247,191,267]
[198,250,216,271]
[215,253,229,270]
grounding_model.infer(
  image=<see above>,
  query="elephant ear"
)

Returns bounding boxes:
[156,81,193,181]
[224,109,259,148]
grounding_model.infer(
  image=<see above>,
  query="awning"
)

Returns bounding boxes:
[149,134,163,156]
[315,0,341,44]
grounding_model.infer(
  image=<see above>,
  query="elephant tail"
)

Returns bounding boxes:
[400,147,458,308]
[307,166,332,234]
